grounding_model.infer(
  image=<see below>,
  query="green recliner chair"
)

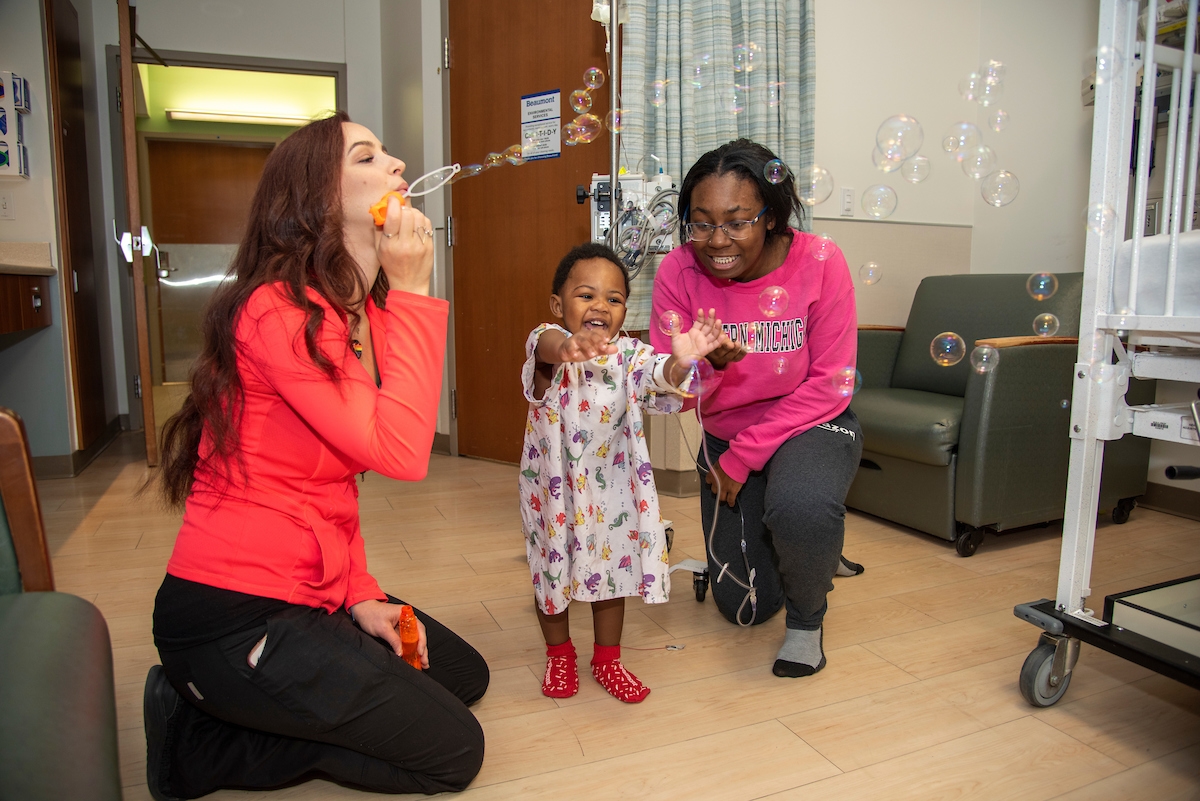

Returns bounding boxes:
[847,273,1153,556]
[0,407,123,800]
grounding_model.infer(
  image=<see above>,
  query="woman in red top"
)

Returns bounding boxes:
[143,112,488,800]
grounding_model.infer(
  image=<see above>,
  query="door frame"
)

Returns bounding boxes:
[104,42,346,457]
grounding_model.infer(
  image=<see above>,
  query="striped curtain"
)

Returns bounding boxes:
[621,0,816,230]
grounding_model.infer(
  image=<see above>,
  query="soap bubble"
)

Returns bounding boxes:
[931,332,966,366]
[572,114,603,143]
[1061,399,1070,409]
[959,72,985,102]
[859,262,883,285]
[942,122,982,157]
[683,358,716,398]
[456,163,485,181]
[809,233,836,261]
[764,158,789,184]
[862,185,898,219]
[799,164,834,206]
[658,310,684,337]
[978,80,1004,107]
[983,59,1006,84]
[1091,363,1115,384]
[484,152,505,169]
[832,366,862,397]
[961,145,996,179]
[758,286,790,318]
[570,89,592,114]
[503,145,525,166]
[988,109,1009,132]
[721,84,748,114]
[1092,45,1122,87]
[772,355,789,375]
[583,67,606,90]
[765,81,785,108]
[562,123,580,146]
[732,42,761,73]
[876,114,924,161]
[901,155,930,183]
[873,146,904,173]
[1084,202,1116,234]
[691,53,714,88]
[605,108,626,133]
[1027,272,1058,301]
[1033,313,1060,337]
[646,80,667,108]
[980,170,1020,206]
[970,345,999,374]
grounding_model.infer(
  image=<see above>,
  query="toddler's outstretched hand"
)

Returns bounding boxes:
[671,308,723,362]
[558,328,618,363]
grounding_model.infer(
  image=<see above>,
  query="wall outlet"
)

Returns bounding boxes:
[0,192,13,220]
[840,187,855,217]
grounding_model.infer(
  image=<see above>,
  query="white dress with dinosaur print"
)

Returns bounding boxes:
[520,323,681,614]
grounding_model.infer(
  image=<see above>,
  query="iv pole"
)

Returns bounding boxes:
[608,0,620,249]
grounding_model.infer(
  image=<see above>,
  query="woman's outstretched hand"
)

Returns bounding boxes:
[377,198,435,297]
[350,599,430,668]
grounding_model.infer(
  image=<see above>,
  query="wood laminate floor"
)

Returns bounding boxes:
[38,434,1200,799]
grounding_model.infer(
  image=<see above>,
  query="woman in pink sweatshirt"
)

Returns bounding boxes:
[651,139,864,678]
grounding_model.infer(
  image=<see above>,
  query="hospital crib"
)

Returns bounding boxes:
[1013,0,1200,706]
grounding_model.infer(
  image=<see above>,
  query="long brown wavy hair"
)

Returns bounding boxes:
[156,111,389,507]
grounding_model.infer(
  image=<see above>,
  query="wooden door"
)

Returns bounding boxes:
[146,140,271,382]
[448,0,610,463]
[45,0,110,450]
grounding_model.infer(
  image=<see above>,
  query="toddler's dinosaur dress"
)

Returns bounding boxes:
[520,323,683,614]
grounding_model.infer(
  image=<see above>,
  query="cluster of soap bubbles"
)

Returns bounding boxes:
[943,60,1020,207]
[863,115,923,220]
[561,67,611,146]
[678,42,786,117]
[927,271,1068,373]
[443,67,614,188]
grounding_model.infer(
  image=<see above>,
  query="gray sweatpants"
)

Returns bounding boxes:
[696,408,863,630]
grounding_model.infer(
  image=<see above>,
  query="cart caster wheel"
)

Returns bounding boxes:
[693,572,708,602]
[1019,642,1072,707]
[1112,497,1136,525]
[954,527,984,557]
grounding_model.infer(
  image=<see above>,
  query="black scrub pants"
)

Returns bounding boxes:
[696,408,863,630]
[157,597,488,797]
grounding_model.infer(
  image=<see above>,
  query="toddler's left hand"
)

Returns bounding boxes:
[671,308,723,362]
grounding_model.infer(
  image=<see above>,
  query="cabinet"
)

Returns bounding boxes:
[0,273,51,336]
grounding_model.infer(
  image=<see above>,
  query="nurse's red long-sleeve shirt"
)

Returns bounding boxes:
[166,283,448,613]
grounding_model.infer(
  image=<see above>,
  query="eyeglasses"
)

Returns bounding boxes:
[683,207,769,242]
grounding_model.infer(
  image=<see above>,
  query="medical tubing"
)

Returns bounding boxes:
[693,399,758,626]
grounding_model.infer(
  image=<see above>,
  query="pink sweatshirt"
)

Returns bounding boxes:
[650,229,856,483]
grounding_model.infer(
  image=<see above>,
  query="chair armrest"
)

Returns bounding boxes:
[975,336,1078,348]
[858,327,904,390]
[955,342,1078,528]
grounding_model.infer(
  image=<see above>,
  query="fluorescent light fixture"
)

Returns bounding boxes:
[165,109,310,126]
[160,274,234,288]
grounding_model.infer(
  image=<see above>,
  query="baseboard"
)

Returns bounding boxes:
[432,432,451,455]
[1138,481,1200,522]
[654,467,700,498]
[32,416,122,479]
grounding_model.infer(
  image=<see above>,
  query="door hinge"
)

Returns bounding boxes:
[443,37,451,70]
[133,374,142,399]
[72,270,79,293]
[115,86,122,113]
[446,215,455,247]
[450,389,457,420]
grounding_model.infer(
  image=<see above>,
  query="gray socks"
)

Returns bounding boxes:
[772,626,825,678]
[836,555,865,576]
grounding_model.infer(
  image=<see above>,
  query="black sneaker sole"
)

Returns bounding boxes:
[144,665,185,801]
